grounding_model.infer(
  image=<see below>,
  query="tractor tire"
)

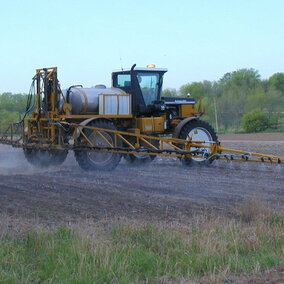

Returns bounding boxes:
[23,133,68,168]
[50,150,69,165]
[74,120,122,171]
[178,119,218,166]
[24,148,68,168]
[124,140,160,165]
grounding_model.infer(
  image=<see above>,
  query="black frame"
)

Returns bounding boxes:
[112,68,167,115]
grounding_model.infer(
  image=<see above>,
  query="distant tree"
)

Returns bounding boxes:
[219,68,261,90]
[0,93,27,124]
[261,79,270,92]
[215,68,262,130]
[242,109,271,133]
[180,82,204,98]
[202,80,213,96]
[268,72,284,94]
[162,88,177,97]
[0,109,20,124]
[245,89,267,113]
[0,93,27,113]
[219,72,233,85]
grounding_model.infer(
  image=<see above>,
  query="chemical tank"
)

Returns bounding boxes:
[65,86,123,115]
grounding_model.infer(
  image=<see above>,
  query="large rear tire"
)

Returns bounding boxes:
[74,120,122,171]
[178,119,218,166]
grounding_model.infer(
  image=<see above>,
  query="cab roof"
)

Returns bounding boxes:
[113,67,168,73]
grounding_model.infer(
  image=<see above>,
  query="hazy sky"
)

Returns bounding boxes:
[0,0,283,93]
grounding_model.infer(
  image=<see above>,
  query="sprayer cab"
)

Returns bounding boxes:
[112,64,168,115]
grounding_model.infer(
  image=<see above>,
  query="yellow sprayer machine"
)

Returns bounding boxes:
[0,65,283,170]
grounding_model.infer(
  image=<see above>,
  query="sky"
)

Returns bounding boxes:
[0,0,283,93]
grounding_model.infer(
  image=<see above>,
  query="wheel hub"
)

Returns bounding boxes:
[187,127,213,162]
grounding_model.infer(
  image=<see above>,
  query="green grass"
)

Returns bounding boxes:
[0,213,283,283]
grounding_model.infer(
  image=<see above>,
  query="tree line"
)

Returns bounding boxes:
[163,69,284,132]
[0,68,283,133]
[0,93,27,125]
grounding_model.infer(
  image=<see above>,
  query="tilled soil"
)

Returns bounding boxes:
[0,135,283,223]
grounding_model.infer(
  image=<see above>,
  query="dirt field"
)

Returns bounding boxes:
[0,133,283,223]
[219,132,284,141]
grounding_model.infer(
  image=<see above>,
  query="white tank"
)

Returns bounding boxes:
[67,86,123,115]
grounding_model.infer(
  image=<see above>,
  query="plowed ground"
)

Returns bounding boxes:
[0,134,283,223]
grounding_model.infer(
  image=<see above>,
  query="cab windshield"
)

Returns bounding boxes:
[137,72,159,106]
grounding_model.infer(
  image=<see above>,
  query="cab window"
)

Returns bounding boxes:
[116,74,131,87]
[137,73,159,106]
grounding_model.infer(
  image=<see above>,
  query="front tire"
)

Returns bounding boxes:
[178,119,218,166]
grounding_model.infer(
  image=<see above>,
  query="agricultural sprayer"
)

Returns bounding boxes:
[0,66,283,170]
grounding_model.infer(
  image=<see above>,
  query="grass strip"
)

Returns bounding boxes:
[0,214,283,283]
